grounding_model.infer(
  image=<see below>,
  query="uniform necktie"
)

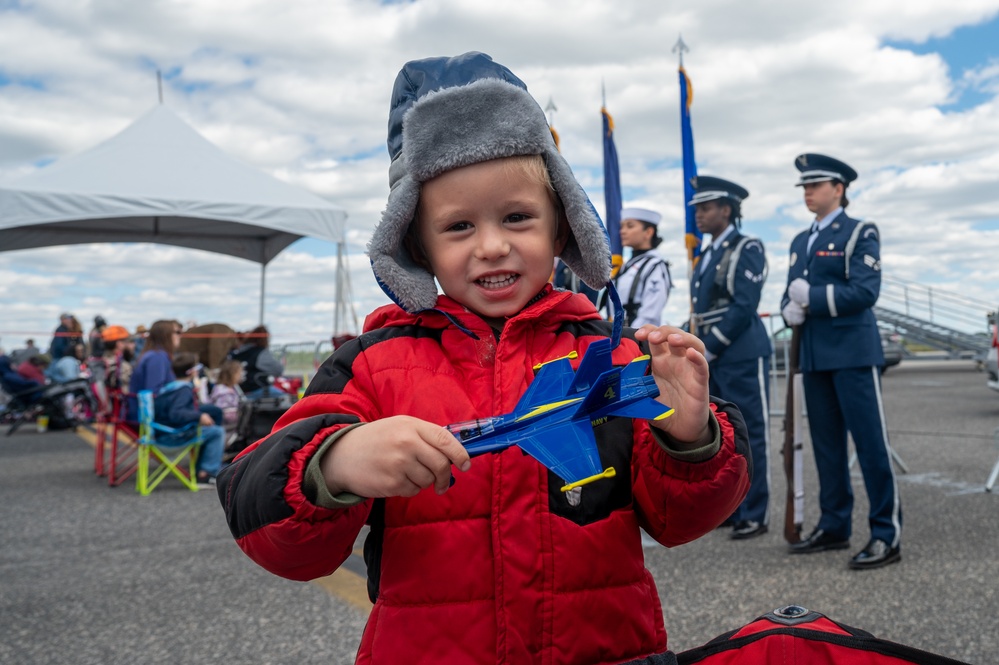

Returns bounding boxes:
[807,221,820,253]
[699,247,713,274]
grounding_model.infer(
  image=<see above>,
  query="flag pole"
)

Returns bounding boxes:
[674,35,701,333]
[673,35,701,281]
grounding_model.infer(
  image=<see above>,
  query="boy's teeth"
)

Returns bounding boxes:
[479,274,517,288]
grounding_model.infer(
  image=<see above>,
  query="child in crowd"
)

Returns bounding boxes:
[218,53,749,664]
[46,342,85,383]
[101,325,135,393]
[209,359,244,442]
[155,352,225,486]
[16,354,50,385]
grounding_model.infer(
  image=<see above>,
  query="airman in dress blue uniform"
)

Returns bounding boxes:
[689,176,772,539]
[781,153,902,569]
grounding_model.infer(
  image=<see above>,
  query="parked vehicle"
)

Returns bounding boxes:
[770,327,904,373]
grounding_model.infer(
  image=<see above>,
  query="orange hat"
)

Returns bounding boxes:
[102,325,131,343]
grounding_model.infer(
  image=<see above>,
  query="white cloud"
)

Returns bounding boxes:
[1,0,998,354]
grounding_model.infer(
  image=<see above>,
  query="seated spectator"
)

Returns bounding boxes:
[1,355,43,401]
[8,339,40,367]
[101,325,136,393]
[228,325,284,398]
[128,320,182,421]
[49,313,82,360]
[134,325,149,356]
[17,354,51,385]
[154,352,225,486]
[208,359,244,440]
[46,343,85,383]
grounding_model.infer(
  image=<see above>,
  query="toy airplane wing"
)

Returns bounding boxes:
[519,418,615,491]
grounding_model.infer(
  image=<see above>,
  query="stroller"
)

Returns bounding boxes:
[223,389,296,462]
[0,356,98,436]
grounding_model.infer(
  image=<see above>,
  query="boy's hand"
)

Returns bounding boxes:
[634,325,712,448]
[320,416,472,498]
[199,413,215,427]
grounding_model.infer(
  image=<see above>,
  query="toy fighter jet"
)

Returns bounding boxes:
[446,337,674,492]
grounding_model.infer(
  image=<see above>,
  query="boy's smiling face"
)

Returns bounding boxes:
[415,157,567,327]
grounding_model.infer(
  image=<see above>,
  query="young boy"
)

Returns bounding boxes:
[218,52,750,665]
[156,352,226,485]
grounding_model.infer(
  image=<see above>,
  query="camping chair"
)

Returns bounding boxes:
[92,380,112,474]
[97,390,141,487]
[135,390,202,496]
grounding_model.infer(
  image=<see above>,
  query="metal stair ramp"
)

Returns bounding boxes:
[875,277,993,361]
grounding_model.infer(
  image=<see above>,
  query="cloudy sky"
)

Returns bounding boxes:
[1,0,998,352]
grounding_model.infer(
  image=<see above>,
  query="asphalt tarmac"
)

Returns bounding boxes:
[1,359,996,664]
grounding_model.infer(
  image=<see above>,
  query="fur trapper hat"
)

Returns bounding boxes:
[368,51,611,313]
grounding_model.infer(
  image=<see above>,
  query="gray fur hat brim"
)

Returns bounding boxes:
[369,74,611,313]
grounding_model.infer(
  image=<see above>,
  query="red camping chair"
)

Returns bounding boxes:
[96,391,140,487]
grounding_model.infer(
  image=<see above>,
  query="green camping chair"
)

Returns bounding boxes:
[135,390,201,496]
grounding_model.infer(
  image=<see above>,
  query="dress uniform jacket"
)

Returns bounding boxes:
[615,250,672,328]
[692,228,772,527]
[690,230,770,364]
[781,210,884,371]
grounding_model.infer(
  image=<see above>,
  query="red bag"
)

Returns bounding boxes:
[675,605,968,665]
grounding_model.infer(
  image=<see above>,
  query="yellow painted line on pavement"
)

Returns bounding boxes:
[312,549,372,614]
[76,427,99,449]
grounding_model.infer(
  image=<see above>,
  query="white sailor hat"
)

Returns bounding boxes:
[795,153,858,186]
[620,207,662,227]
[687,175,749,206]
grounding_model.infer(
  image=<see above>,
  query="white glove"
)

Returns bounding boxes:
[788,278,811,307]
[782,301,806,326]
[704,349,717,363]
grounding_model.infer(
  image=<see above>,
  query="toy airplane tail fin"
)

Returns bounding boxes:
[568,338,613,396]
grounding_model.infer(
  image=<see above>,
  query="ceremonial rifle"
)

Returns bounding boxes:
[782,326,804,544]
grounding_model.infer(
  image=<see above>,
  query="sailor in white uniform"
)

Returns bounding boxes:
[614,207,672,328]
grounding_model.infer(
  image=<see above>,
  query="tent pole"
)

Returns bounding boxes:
[259,264,266,325]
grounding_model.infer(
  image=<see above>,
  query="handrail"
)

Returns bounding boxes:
[880,276,993,335]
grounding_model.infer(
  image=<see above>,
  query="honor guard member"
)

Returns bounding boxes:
[615,207,673,327]
[690,176,772,539]
[782,153,901,569]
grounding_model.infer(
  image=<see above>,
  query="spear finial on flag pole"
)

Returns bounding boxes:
[545,97,558,126]
[672,35,689,67]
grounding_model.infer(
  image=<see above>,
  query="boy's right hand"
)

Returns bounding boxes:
[320,416,472,499]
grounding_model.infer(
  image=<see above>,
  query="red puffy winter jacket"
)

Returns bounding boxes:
[219,288,750,665]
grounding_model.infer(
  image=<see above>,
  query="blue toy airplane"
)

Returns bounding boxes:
[446,338,674,492]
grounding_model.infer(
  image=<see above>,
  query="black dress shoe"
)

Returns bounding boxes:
[730,520,768,540]
[787,528,850,554]
[849,539,901,570]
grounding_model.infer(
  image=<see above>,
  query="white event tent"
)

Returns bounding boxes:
[0,104,348,322]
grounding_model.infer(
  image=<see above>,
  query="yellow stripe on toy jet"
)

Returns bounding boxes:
[533,351,578,371]
[515,397,583,421]
[561,467,617,492]
[653,407,675,421]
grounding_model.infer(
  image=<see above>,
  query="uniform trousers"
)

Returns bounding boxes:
[801,366,902,546]
[709,357,770,525]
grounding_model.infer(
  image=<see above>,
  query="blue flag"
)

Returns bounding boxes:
[679,66,701,269]
[602,106,623,277]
